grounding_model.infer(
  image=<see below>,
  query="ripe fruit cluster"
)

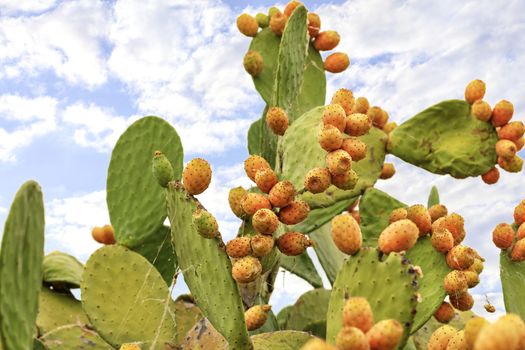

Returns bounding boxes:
[464,79,524,184]
[492,198,525,262]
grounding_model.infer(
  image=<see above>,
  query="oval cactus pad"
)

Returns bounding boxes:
[40,324,113,350]
[43,251,84,289]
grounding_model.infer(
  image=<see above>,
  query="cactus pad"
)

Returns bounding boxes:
[389,100,498,178]
[500,250,525,318]
[81,245,177,348]
[285,289,331,338]
[39,324,113,350]
[326,248,419,347]
[280,253,323,288]
[37,287,88,335]
[107,116,183,247]
[248,106,279,169]
[0,181,45,350]
[166,182,251,350]
[42,251,84,289]
[180,318,228,350]
[427,186,440,208]
[309,222,346,285]
[251,330,313,349]
[174,299,203,345]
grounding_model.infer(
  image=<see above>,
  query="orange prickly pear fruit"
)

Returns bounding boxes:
[307,12,321,38]
[464,270,480,288]
[366,319,403,350]
[284,0,303,17]
[511,239,525,262]
[342,297,374,332]
[326,149,352,176]
[270,12,287,36]
[304,167,332,193]
[299,338,337,350]
[447,330,468,350]
[192,209,219,239]
[428,204,448,222]
[432,214,465,245]
[352,97,369,114]
[277,232,312,256]
[226,237,252,258]
[428,325,457,350]
[183,158,212,195]
[331,88,355,116]
[389,207,407,223]
[314,30,340,51]
[434,302,455,323]
[443,270,468,295]
[368,106,389,129]
[319,124,344,151]
[481,167,500,185]
[237,13,259,37]
[464,79,485,104]
[498,155,523,173]
[278,200,310,225]
[378,219,419,253]
[252,208,279,235]
[323,104,346,132]
[268,180,295,208]
[465,317,489,349]
[472,100,492,121]
[324,52,350,73]
[431,229,454,254]
[449,291,474,311]
[245,304,272,331]
[250,234,274,257]
[380,163,395,179]
[243,50,264,76]
[266,107,289,136]
[241,193,272,216]
[336,326,369,350]
[499,121,525,141]
[244,155,270,181]
[346,113,371,136]
[331,213,362,255]
[492,223,515,249]
[255,168,278,194]
[492,100,514,127]
[407,204,432,236]
[517,222,525,240]
[229,186,248,218]
[446,245,475,270]
[341,137,367,162]
[232,256,262,283]
[332,169,359,191]
[92,225,116,245]
[496,139,517,159]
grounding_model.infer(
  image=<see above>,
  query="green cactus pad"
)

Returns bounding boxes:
[276,306,293,330]
[406,237,450,333]
[107,116,183,247]
[500,250,525,318]
[180,318,228,350]
[36,287,88,335]
[132,225,177,286]
[166,182,251,350]
[42,251,84,289]
[33,339,45,350]
[404,338,417,350]
[326,248,419,347]
[248,106,279,169]
[81,245,177,348]
[0,180,45,350]
[427,186,440,208]
[285,289,331,338]
[309,222,346,285]
[39,324,113,350]
[251,331,313,349]
[174,299,203,345]
[389,100,498,178]
[277,106,387,209]
[412,311,475,349]
[280,253,323,288]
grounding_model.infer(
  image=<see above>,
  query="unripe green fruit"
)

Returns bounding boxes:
[243,50,264,77]
[152,150,175,187]
[192,209,218,239]
[255,13,269,28]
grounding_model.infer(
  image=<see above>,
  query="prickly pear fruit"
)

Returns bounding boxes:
[252,208,279,235]
[278,200,310,225]
[432,214,465,245]
[469,258,484,274]
[464,270,480,288]
[268,180,295,208]
[255,168,278,194]
[120,344,141,350]
[323,104,347,132]
[152,151,175,187]
[237,13,259,37]
[474,315,521,350]
[335,327,369,350]
[324,52,350,73]
[326,149,352,176]
[517,222,525,240]
[378,219,419,253]
[345,113,371,136]
[251,234,274,257]
[428,325,457,350]
[300,338,337,350]
[331,88,355,116]
[496,139,517,159]
[368,106,388,129]
[269,12,286,36]
[229,186,248,218]
[314,30,340,51]
[284,0,303,17]
[407,204,432,236]
[192,209,219,239]
[232,256,262,283]
[319,124,344,151]
[183,158,212,195]
[446,331,468,350]
[304,167,332,193]
[511,239,525,262]
[245,304,272,331]
[481,167,500,185]
[91,225,116,245]
[244,155,270,181]
[516,137,525,151]
[431,229,454,253]
[332,169,359,190]
[498,155,524,173]
[226,237,252,258]
[366,319,403,350]
[492,100,514,127]
[464,79,485,104]
[266,107,289,136]
[498,314,525,350]
[268,6,280,18]
[277,232,312,256]
[352,97,370,114]
[429,204,448,223]
[341,137,367,162]
[342,297,374,333]
[243,50,264,77]
[449,291,474,311]
[472,100,492,122]
[464,317,489,349]
[499,121,525,141]
[492,223,515,249]
[255,13,269,28]
[380,163,395,180]
[434,301,455,323]
[443,270,468,295]
[307,12,321,38]
[446,245,475,270]
[331,213,362,255]
[241,193,272,216]
[389,208,407,224]
[514,199,525,226]
[383,122,397,134]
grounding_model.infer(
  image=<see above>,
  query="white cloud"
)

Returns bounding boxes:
[0,94,58,161]
[0,0,56,14]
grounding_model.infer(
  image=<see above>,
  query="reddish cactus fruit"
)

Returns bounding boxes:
[277,232,312,256]
[324,52,350,73]
[226,237,252,258]
[491,99,514,127]
[241,193,272,216]
[304,167,332,193]
[252,208,279,235]
[266,107,289,136]
[464,79,485,104]
[183,158,212,195]
[278,200,310,225]
[268,180,295,208]
[314,30,340,51]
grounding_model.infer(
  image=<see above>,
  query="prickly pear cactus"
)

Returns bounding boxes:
[42,251,84,289]
[284,289,331,338]
[36,287,88,335]
[412,310,476,349]
[389,100,498,178]
[39,324,113,350]
[280,253,323,288]
[0,180,45,350]
[309,222,346,285]
[251,330,313,349]
[326,248,419,347]
[500,250,525,318]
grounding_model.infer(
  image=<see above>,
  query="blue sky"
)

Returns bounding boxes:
[0,0,524,316]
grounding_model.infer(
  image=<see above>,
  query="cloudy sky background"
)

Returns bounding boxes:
[0,0,524,320]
